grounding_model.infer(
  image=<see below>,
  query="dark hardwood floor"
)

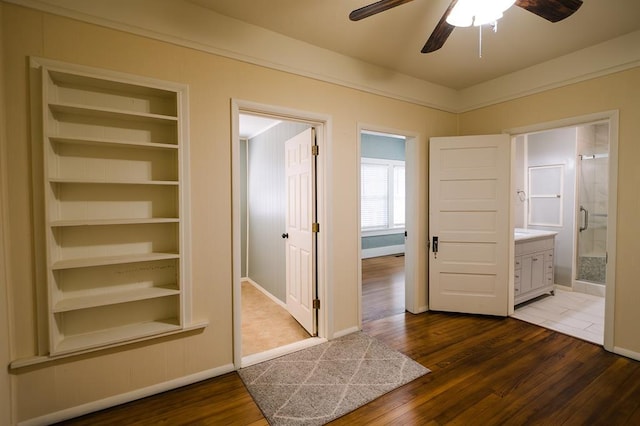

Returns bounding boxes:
[361,254,405,323]
[58,256,640,425]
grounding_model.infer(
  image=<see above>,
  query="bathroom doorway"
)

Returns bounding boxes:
[510,114,617,348]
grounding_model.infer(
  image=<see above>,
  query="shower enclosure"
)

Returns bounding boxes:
[575,123,609,291]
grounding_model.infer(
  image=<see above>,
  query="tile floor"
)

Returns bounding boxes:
[512,288,605,345]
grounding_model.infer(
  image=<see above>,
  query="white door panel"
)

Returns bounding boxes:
[285,128,315,334]
[429,135,511,316]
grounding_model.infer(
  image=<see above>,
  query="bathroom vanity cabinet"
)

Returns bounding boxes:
[514,229,556,305]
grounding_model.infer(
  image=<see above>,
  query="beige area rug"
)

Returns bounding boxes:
[242,281,311,356]
[238,332,430,425]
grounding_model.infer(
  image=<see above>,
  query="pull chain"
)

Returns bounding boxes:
[479,21,499,59]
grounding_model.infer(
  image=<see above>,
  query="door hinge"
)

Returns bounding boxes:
[313,299,320,309]
[311,145,319,156]
[312,222,319,233]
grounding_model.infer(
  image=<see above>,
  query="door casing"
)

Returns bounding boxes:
[231,100,330,368]
[505,110,619,352]
[356,124,426,331]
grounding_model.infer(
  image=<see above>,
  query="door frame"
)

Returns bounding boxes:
[356,124,425,329]
[231,99,330,368]
[505,110,619,352]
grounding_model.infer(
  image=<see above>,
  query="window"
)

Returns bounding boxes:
[361,158,405,231]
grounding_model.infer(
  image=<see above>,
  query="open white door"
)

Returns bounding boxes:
[285,128,315,334]
[429,135,511,316]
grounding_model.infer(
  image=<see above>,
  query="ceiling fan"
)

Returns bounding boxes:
[349,0,583,53]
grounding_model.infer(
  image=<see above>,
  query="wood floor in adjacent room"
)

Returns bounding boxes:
[58,256,640,425]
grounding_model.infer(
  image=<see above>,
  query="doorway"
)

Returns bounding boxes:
[358,127,423,326]
[508,113,618,349]
[231,101,329,368]
[359,130,407,323]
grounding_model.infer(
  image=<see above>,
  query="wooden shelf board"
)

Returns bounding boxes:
[52,319,181,355]
[48,69,177,100]
[49,102,178,123]
[53,286,180,313]
[48,177,179,186]
[50,218,180,227]
[52,253,180,270]
[10,321,208,369]
[49,135,178,150]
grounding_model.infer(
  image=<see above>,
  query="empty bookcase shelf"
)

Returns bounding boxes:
[32,58,192,356]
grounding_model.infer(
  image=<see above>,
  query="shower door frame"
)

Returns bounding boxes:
[506,110,618,353]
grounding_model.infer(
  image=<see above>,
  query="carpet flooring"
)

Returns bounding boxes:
[242,281,311,356]
[238,331,429,425]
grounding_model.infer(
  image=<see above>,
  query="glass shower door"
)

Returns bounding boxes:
[576,125,609,285]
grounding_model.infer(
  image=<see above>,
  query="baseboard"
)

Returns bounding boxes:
[361,245,404,259]
[243,277,286,309]
[410,305,428,314]
[613,346,640,362]
[19,363,235,426]
[332,326,360,339]
[241,337,326,368]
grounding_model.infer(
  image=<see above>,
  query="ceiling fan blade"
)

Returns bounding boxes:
[349,0,416,21]
[421,0,458,53]
[515,0,583,23]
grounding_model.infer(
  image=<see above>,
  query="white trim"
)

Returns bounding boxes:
[6,1,640,113]
[231,99,331,367]
[414,305,428,314]
[361,245,405,259]
[505,110,618,353]
[243,278,286,309]
[603,112,618,352]
[332,326,360,339]
[6,0,458,111]
[613,346,640,363]
[9,322,209,370]
[362,228,405,237]
[457,30,640,112]
[241,337,326,368]
[17,363,235,426]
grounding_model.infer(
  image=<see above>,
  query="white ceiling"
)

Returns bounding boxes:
[191,0,640,90]
[239,115,281,139]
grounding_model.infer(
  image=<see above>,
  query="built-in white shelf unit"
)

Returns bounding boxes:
[32,58,193,356]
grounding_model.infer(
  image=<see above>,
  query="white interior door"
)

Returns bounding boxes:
[429,135,511,316]
[285,128,315,334]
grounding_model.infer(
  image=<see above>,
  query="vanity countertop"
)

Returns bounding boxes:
[514,228,558,242]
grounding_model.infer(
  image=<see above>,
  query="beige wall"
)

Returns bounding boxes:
[4,1,639,423]
[0,3,15,423]
[459,67,640,355]
[1,3,456,422]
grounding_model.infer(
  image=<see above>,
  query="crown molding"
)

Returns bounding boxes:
[3,0,460,112]
[457,29,640,113]
[4,0,640,113]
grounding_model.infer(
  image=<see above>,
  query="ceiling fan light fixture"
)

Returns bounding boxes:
[446,0,516,27]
